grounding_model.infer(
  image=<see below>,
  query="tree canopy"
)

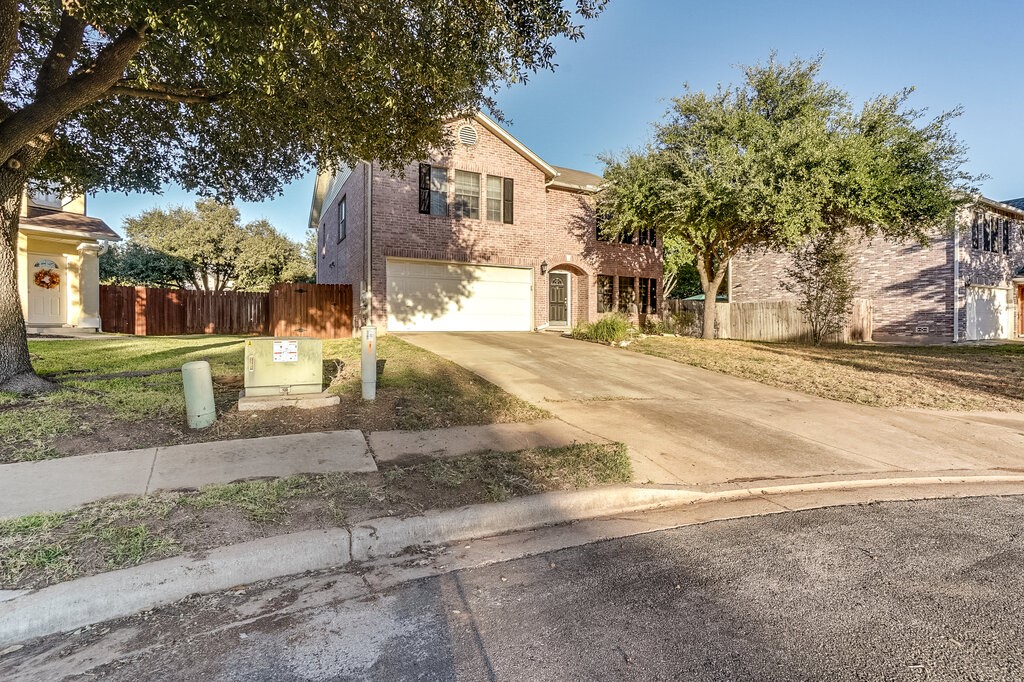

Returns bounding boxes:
[103,199,313,291]
[599,56,975,338]
[0,0,606,392]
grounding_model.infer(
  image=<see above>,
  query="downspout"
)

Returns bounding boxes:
[363,160,373,330]
[953,218,960,342]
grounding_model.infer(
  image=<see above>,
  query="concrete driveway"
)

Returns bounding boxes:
[402,333,1024,485]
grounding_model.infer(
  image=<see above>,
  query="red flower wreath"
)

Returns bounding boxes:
[34,268,60,290]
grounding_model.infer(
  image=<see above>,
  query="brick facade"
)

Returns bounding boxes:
[316,117,663,332]
[731,205,1024,340]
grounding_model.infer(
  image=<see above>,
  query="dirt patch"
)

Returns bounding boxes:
[0,443,630,590]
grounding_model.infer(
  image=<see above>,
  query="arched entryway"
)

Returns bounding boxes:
[544,263,589,329]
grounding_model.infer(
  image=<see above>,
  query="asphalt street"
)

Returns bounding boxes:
[5,495,1024,681]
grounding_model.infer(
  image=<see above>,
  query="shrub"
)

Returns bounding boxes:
[571,313,633,343]
[783,231,858,345]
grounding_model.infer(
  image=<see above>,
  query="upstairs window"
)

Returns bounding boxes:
[597,275,614,313]
[454,170,481,219]
[418,164,448,215]
[596,212,612,241]
[637,228,657,246]
[486,175,503,221]
[619,230,635,245]
[337,196,347,242]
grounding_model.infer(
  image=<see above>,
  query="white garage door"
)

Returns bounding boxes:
[386,259,533,332]
[966,286,1010,340]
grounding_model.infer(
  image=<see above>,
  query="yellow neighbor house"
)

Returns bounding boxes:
[17,190,119,333]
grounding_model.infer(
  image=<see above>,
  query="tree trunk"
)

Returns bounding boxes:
[0,162,56,393]
[695,253,728,340]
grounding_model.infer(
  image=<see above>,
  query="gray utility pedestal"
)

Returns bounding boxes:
[238,337,340,411]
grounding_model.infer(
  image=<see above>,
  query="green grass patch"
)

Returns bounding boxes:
[185,477,311,522]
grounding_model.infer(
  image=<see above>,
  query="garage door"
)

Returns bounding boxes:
[966,286,1010,340]
[386,259,532,332]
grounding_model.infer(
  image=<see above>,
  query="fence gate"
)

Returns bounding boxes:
[269,283,353,339]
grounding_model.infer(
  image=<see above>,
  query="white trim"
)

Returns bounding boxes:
[471,112,558,179]
[19,224,117,242]
[549,270,571,327]
[953,221,960,342]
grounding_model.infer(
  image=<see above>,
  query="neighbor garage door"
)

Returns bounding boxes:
[966,286,1010,340]
[386,259,533,332]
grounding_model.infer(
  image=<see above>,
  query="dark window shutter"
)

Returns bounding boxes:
[983,218,990,251]
[650,279,658,313]
[972,214,980,249]
[1004,220,1011,253]
[502,177,514,224]
[418,164,431,214]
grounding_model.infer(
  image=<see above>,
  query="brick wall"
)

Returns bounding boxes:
[318,166,367,327]
[320,118,662,331]
[731,205,1024,340]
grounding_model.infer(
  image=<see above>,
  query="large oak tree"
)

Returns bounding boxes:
[0,0,606,392]
[599,56,975,339]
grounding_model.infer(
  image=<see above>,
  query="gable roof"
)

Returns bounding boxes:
[978,195,1024,218]
[1003,197,1024,212]
[470,112,558,179]
[20,210,120,241]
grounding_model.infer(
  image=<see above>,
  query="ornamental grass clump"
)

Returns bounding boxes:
[571,313,633,344]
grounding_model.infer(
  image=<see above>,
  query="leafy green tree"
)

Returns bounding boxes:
[783,231,858,345]
[120,199,313,291]
[599,56,974,339]
[99,242,192,289]
[0,0,605,392]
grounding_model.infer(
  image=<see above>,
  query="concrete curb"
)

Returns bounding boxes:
[3,474,1024,646]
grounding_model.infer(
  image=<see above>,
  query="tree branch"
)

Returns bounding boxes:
[0,0,18,89]
[35,10,87,95]
[106,81,225,104]
[0,21,149,165]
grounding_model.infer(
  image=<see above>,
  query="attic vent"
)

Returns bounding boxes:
[457,124,478,146]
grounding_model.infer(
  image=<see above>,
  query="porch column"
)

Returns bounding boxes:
[76,243,103,330]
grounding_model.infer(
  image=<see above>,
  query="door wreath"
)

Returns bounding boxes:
[34,268,60,289]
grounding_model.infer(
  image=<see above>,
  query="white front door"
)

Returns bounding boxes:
[28,254,65,325]
[966,286,1009,340]
[386,259,533,332]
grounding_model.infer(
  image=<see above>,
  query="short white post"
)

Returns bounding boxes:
[181,360,216,429]
[361,326,377,400]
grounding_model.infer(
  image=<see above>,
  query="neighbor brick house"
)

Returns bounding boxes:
[730,196,1024,341]
[308,113,662,332]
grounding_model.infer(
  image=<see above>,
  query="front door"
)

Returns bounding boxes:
[28,254,65,325]
[548,272,569,326]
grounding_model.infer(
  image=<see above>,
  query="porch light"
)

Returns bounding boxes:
[540,260,548,275]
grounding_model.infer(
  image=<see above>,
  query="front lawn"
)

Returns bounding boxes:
[0,335,547,463]
[631,336,1024,412]
[0,443,631,589]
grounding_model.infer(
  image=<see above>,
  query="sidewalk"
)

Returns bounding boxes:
[0,420,598,519]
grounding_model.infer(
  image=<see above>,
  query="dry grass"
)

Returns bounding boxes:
[631,336,1024,412]
[0,443,630,589]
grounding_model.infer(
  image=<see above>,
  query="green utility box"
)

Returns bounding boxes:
[242,337,324,397]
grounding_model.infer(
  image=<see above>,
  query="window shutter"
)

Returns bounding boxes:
[418,164,431,214]
[502,177,514,224]
[972,214,980,249]
[1005,220,1012,254]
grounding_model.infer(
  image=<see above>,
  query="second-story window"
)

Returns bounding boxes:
[596,212,612,241]
[419,163,449,215]
[337,196,346,242]
[486,176,503,221]
[454,170,481,219]
[637,228,656,246]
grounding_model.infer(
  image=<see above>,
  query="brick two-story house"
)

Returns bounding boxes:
[309,113,662,333]
[730,196,1024,341]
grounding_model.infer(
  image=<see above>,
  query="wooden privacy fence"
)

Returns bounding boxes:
[99,284,352,338]
[663,298,873,343]
[269,283,353,338]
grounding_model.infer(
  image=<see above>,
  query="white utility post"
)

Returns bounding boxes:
[361,326,377,400]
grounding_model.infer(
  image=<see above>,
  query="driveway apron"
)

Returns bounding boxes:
[401,333,1024,485]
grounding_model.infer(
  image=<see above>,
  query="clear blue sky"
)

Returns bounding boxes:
[90,0,1024,242]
